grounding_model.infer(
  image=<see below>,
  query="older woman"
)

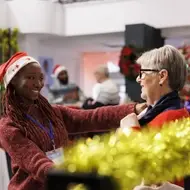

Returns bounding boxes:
[120,45,189,189]
[82,65,120,109]
[121,45,188,129]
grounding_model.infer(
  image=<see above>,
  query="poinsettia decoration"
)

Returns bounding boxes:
[178,45,190,100]
[118,46,140,81]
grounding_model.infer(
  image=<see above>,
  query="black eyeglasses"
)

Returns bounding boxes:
[139,69,160,79]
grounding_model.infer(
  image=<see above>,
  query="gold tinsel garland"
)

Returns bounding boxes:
[56,118,190,190]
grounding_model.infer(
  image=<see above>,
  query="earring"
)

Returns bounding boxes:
[159,83,162,86]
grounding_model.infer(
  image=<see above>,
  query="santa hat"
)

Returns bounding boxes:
[53,64,67,78]
[0,52,40,88]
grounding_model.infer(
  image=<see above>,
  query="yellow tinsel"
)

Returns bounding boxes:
[56,118,190,190]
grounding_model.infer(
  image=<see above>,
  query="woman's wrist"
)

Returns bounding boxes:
[135,103,147,115]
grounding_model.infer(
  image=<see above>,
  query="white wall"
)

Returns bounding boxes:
[7,0,60,34]
[165,38,190,48]
[3,0,190,36]
[0,0,18,28]
[0,0,7,28]
[64,0,190,34]
[18,33,124,96]
[142,0,190,28]
[64,0,143,36]
[18,30,190,97]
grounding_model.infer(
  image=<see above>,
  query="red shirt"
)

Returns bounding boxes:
[149,108,189,128]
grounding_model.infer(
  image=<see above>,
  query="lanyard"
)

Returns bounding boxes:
[26,114,56,150]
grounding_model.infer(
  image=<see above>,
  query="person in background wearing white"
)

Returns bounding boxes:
[82,65,120,109]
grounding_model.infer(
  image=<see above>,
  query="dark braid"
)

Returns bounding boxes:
[2,85,65,134]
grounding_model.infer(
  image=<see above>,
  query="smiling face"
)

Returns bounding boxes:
[136,69,161,104]
[135,45,188,105]
[136,49,170,105]
[11,62,44,101]
[58,70,69,85]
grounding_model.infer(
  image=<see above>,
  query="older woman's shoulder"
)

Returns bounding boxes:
[149,108,189,128]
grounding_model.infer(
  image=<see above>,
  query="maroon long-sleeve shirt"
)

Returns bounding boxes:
[0,103,135,190]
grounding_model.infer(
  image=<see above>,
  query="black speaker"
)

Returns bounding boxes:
[125,24,164,50]
[123,24,164,102]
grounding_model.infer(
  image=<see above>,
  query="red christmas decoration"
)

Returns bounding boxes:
[178,45,190,100]
[119,46,140,80]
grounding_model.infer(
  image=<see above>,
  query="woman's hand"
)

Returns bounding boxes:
[135,103,147,115]
[120,113,140,129]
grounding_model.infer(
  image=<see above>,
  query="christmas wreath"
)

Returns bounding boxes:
[178,45,190,100]
[0,28,19,116]
[118,46,140,81]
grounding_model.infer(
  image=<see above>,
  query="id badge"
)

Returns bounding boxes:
[46,147,64,165]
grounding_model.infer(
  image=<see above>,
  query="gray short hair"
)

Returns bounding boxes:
[95,65,109,77]
[136,45,187,91]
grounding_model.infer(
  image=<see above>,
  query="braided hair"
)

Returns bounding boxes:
[2,84,64,135]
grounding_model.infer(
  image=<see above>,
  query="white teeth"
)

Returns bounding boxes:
[32,90,39,93]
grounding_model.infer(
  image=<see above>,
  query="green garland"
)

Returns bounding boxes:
[0,28,19,63]
[0,28,19,115]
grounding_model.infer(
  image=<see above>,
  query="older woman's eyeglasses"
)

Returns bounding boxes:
[139,69,160,79]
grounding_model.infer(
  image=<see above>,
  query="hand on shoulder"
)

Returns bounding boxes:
[135,103,147,115]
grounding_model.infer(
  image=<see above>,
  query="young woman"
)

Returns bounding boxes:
[0,52,145,190]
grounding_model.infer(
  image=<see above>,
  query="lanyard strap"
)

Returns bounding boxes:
[26,114,54,143]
